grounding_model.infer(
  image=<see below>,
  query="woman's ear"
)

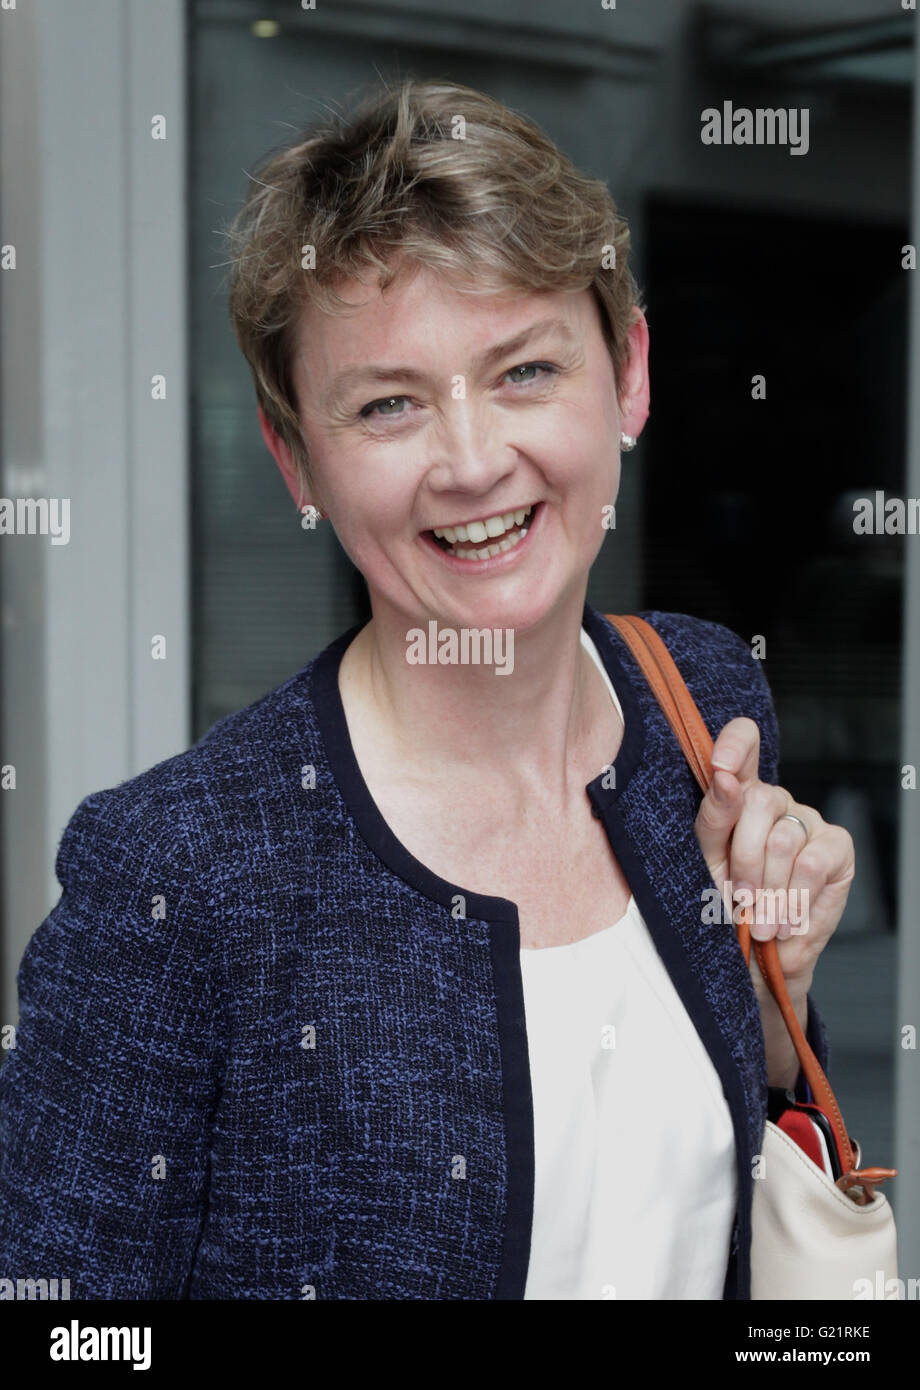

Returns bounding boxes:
[618,308,651,443]
[257,405,311,511]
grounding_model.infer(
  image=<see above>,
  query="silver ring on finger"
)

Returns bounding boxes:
[780,813,810,841]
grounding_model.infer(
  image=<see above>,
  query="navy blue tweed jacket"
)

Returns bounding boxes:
[0,605,828,1300]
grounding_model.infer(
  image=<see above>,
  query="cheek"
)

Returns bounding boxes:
[555,391,619,461]
[322,437,416,521]
[543,405,620,495]
[331,475,421,565]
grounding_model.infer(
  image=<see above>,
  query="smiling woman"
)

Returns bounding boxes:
[0,75,866,1303]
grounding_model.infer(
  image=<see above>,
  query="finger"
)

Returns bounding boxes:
[711,717,762,790]
[788,824,855,941]
[728,782,791,940]
[762,811,811,940]
[694,769,744,887]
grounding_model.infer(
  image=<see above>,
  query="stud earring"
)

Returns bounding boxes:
[619,432,637,452]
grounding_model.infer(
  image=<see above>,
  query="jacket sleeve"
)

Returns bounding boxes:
[0,788,221,1298]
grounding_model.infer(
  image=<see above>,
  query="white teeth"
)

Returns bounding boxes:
[433,505,534,544]
[446,522,530,561]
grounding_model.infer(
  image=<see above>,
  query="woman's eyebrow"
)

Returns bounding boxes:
[322,316,578,410]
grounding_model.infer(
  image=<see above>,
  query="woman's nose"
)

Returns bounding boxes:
[427,394,514,492]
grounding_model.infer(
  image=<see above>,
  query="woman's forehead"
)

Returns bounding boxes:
[295,267,594,361]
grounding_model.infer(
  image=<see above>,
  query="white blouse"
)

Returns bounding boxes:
[519,628,738,1300]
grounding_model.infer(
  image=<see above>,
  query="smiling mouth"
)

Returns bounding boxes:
[426,504,537,560]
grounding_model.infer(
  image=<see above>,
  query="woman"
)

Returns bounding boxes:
[0,78,853,1301]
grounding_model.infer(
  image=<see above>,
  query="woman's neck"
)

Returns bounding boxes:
[338,593,616,805]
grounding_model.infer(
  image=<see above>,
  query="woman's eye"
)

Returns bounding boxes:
[358,363,555,423]
[360,395,408,419]
[505,361,555,386]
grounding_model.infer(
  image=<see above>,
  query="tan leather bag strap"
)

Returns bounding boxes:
[605,613,896,1197]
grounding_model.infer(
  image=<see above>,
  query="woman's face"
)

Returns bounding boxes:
[273,263,648,635]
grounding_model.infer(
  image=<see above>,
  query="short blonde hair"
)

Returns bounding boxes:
[224,76,644,493]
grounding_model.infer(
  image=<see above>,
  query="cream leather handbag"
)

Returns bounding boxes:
[752,1120,897,1299]
[606,614,899,1301]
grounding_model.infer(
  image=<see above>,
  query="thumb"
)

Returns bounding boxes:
[694,770,743,882]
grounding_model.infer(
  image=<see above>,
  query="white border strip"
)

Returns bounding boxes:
[894,16,920,1286]
[0,0,189,1027]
